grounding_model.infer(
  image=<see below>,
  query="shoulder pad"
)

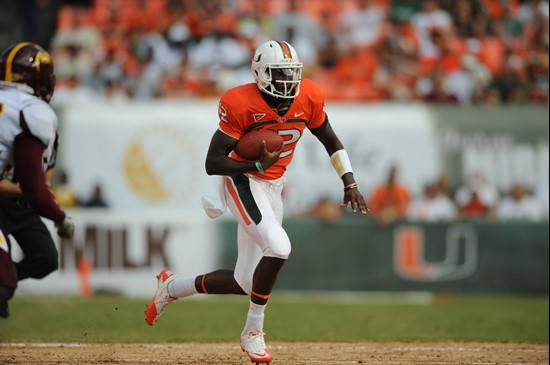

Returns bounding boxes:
[21,97,58,146]
[220,84,256,116]
[301,78,324,103]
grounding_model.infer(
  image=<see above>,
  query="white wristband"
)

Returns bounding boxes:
[330,149,353,178]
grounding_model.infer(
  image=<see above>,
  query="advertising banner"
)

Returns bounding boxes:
[12,210,221,297]
[430,106,549,192]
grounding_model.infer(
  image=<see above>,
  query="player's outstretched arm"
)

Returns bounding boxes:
[205,130,281,176]
[314,120,369,215]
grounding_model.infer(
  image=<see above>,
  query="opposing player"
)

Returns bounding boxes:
[0,146,60,283]
[0,42,74,318]
[145,40,368,363]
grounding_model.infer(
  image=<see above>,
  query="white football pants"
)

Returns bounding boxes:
[223,174,291,294]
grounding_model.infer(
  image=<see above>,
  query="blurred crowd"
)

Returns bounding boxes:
[309,164,549,223]
[15,0,546,105]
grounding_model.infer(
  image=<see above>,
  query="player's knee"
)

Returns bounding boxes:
[264,225,291,259]
[266,243,291,259]
[31,255,59,279]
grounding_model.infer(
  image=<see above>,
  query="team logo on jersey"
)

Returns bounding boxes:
[253,113,266,122]
[278,117,286,123]
[123,126,200,204]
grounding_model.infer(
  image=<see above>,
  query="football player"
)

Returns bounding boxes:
[146,40,367,363]
[0,42,74,319]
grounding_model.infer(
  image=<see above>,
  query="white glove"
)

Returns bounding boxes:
[56,216,75,239]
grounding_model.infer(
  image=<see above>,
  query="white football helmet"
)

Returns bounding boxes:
[251,40,303,99]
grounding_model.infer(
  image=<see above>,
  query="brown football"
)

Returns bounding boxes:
[234,129,284,161]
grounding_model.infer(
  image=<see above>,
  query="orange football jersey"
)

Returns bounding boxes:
[218,78,326,180]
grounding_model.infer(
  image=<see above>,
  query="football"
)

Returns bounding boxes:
[234,129,284,161]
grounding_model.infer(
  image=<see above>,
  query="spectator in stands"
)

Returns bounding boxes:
[133,45,164,99]
[53,171,78,208]
[96,48,126,89]
[338,0,386,50]
[310,197,343,224]
[497,183,543,221]
[104,79,129,102]
[450,0,485,38]
[51,6,101,52]
[51,44,95,82]
[50,74,99,106]
[518,0,549,26]
[411,0,452,61]
[236,1,276,48]
[275,0,327,53]
[490,51,527,104]
[368,164,410,223]
[83,183,109,208]
[417,67,459,103]
[408,181,457,221]
[454,172,498,219]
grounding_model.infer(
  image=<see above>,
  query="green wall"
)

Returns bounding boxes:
[220,217,549,293]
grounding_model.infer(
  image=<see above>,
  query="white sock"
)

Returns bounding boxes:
[167,276,198,298]
[241,302,266,336]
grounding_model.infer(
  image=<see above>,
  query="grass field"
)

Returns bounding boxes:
[0,293,547,343]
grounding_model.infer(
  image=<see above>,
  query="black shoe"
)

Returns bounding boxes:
[0,286,14,319]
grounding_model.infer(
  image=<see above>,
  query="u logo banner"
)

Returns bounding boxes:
[393,225,478,282]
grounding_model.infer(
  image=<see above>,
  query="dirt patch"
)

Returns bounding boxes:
[0,342,547,364]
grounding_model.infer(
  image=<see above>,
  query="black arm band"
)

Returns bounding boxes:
[309,114,329,136]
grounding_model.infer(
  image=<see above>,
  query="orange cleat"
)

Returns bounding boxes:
[145,270,177,326]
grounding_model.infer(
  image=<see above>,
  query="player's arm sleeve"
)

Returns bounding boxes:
[217,94,245,140]
[13,114,65,223]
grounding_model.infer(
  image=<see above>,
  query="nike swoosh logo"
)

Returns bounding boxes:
[294,112,304,118]
[251,352,270,358]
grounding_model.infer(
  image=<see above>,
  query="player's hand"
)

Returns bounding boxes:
[56,216,75,239]
[259,140,283,171]
[341,188,369,215]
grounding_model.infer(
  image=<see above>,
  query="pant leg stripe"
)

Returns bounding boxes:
[230,175,263,225]
[226,177,252,225]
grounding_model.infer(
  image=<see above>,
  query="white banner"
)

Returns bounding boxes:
[59,101,440,215]
[12,210,222,297]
